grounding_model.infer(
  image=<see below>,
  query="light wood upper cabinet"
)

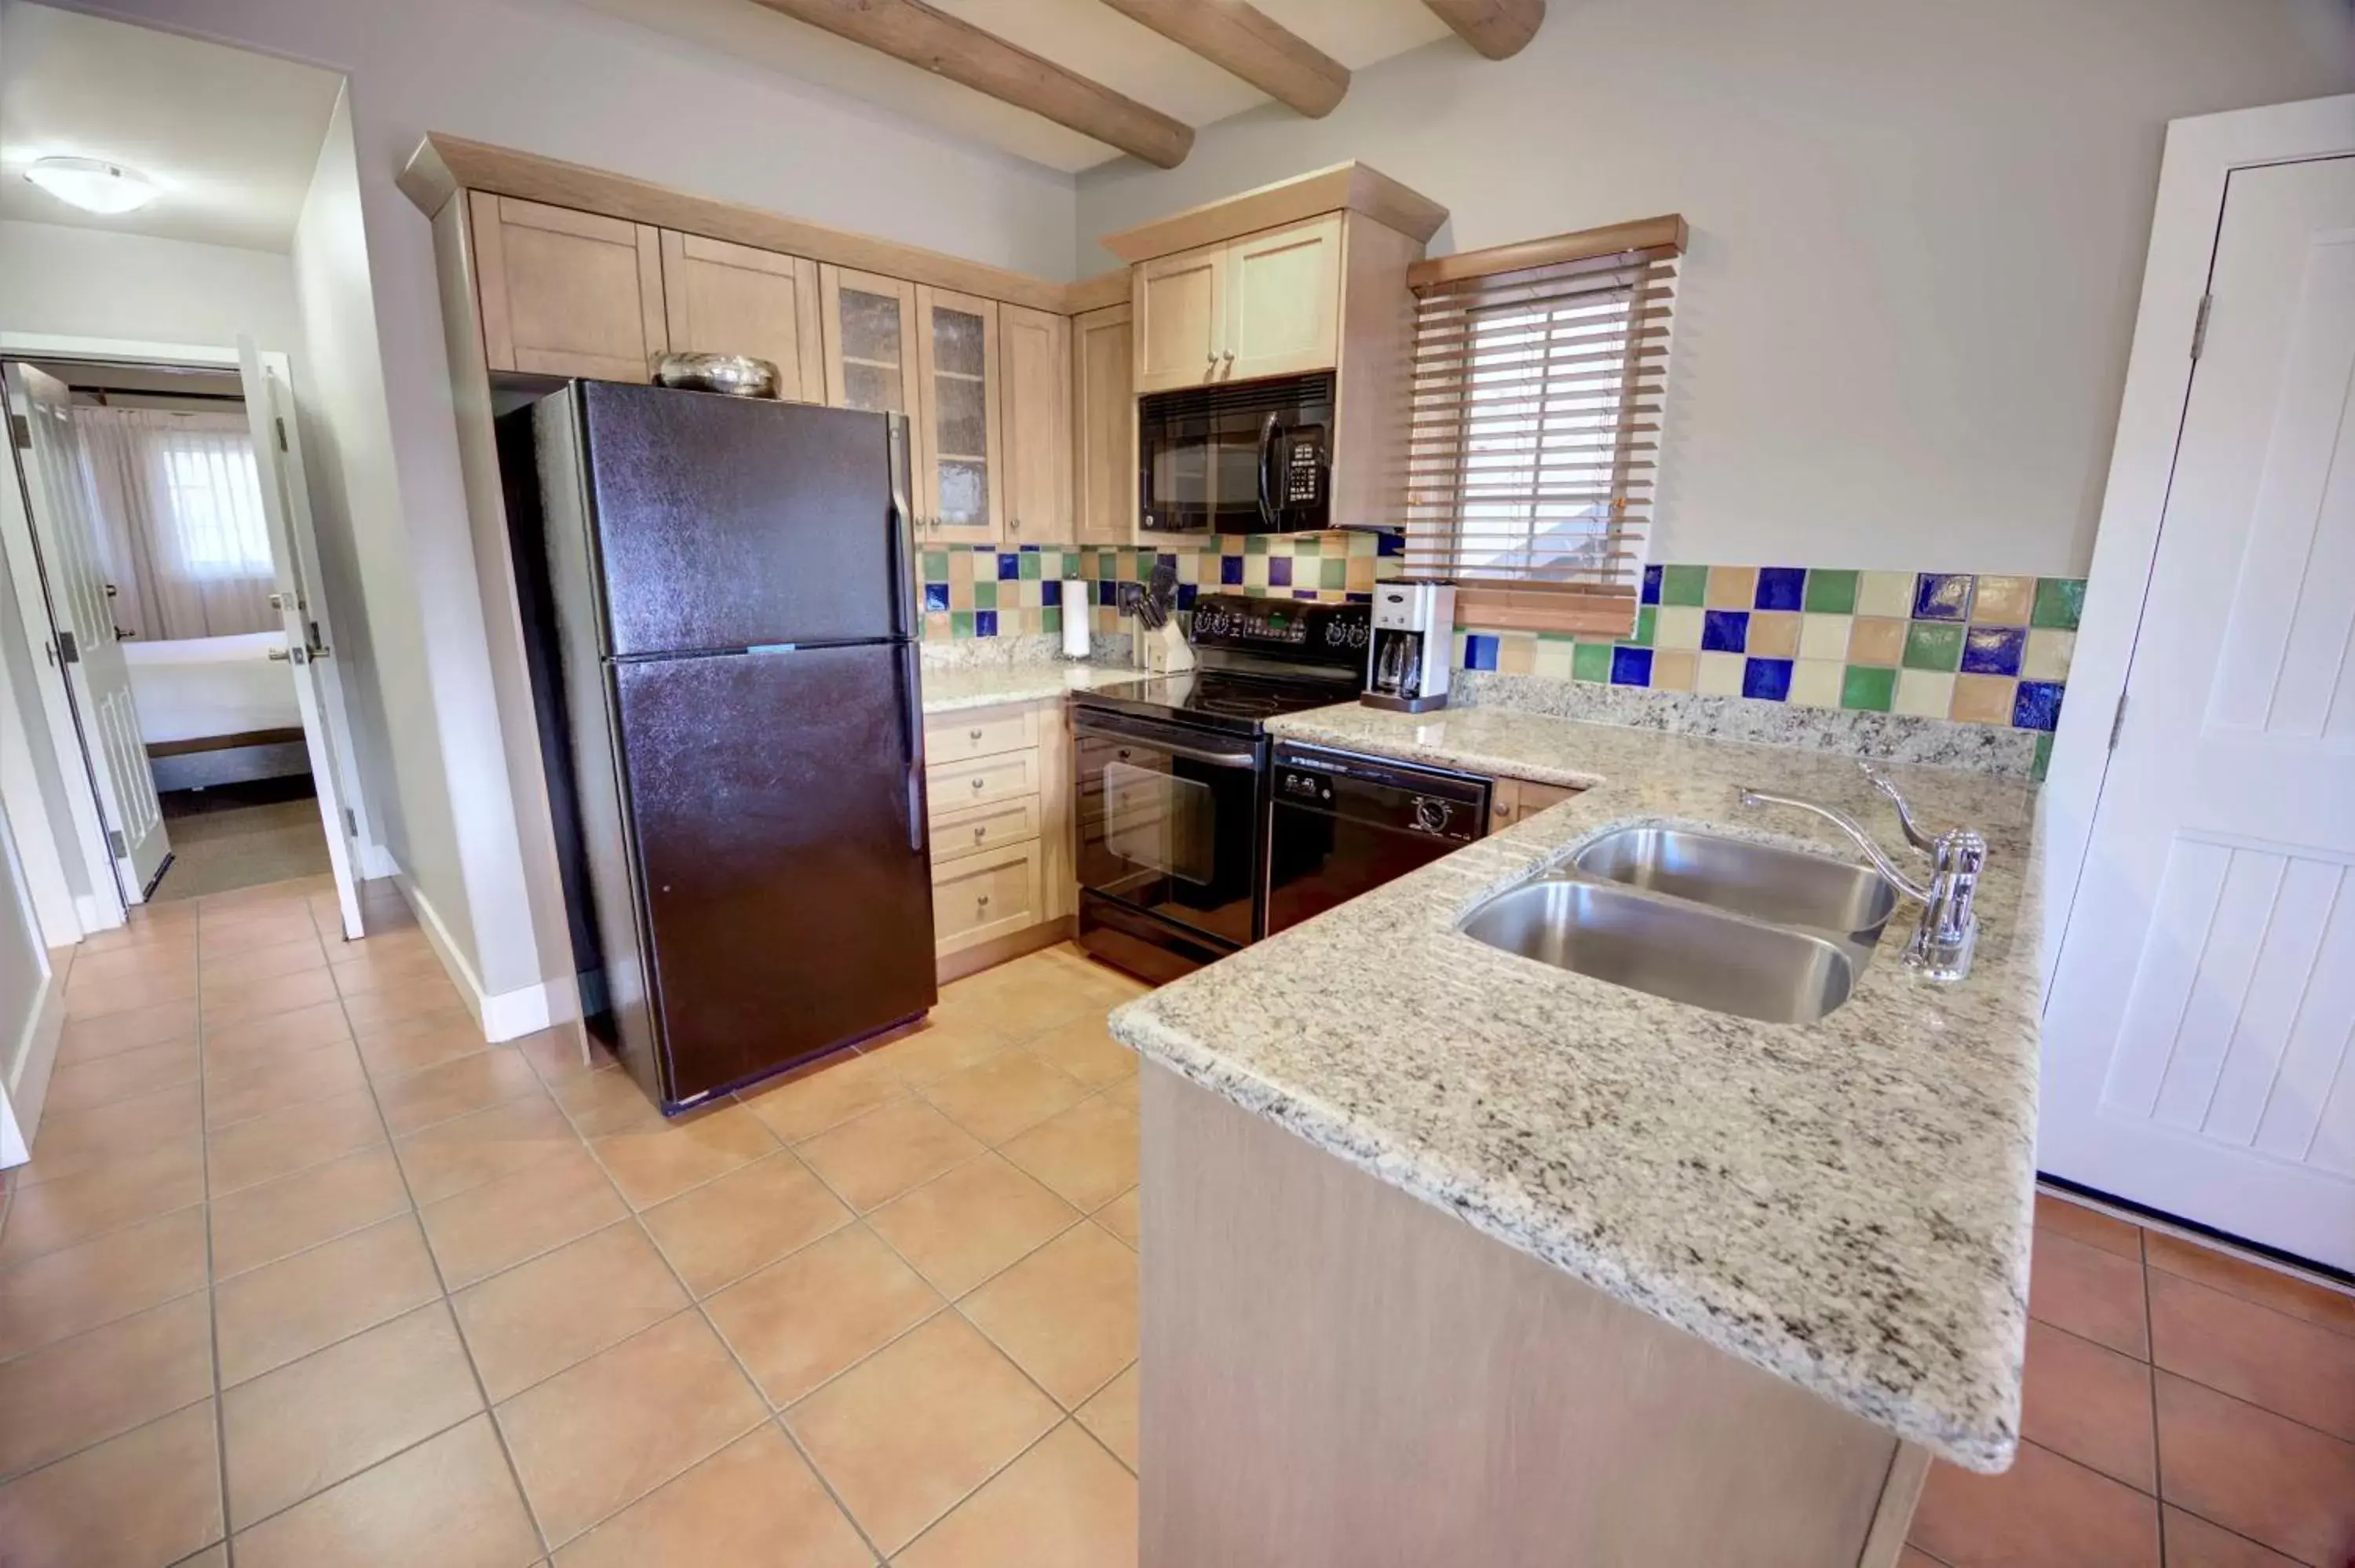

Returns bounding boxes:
[470,193,666,380]
[820,264,918,416]
[999,304,1071,543]
[659,232,825,399]
[913,286,1003,545]
[1132,214,1342,392]
[1071,303,1137,545]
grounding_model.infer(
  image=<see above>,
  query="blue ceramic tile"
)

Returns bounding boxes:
[1641,564,1664,605]
[1269,557,1294,587]
[1610,646,1653,686]
[922,582,950,613]
[1096,581,1119,607]
[1220,555,1244,585]
[1754,567,1806,612]
[1912,572,1974,622]
[1960,625,2025,676]
[1377,531,1406,557]
[1040,580,1061,607]
[1701,610,1751,654]
[1345,591,1374,603]
[974,609,999,636]
[1177,583,1198,609]
[1158,552,1178,574]
[1466,634,1499,671]
[1294,589,1320,600]
[2013,680,2065,731]
[1743,658,1794,702]
[997,552,1020,581]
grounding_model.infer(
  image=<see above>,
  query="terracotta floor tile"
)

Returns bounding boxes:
[375,1047,545,1138]
[198,934,327,989]
[739,1048,908,1143]
[637,1152,851,1297]
[0,1139,206,1265]
[590,1103,780,1210]
[2035,1191,2144,1263]
[418,1144,629,1289]
[1908,1442,2158,1567]
[868,1152,1080,1298]
[0,1401,223,1568]
[796,1097,984,1212]
[206,1085,386,1196]
[214,1215,443,1386]
[897,1421,1137,1568]
[1899,1550,1945,1567]
[41,1037,200,1114]
[221,1301,484,1527]
[2028,1228,2150,1359]
[2146,1231,2355,1340]
[196,910,319,957]
[863,1015,1017,1085]
[0,1205,209,1359]
[999,1093,1137,1213]
[453,1221,689,1401]
[330,943,450,997]
[705,1224,941,1406]
[2151,1267,2355,1440]
[1075,1362,1138,1471]
[495,1311,768,1547]
[352,1008,491,1080]
[0,1292,214,1481]
[231,1414,542,1568]
[341,976,469,1032]
[510,1024,606,1086]
[394,1092,579,1205]
[787,1312,1058,1554]
[551,1425,871,1568]
[56,997,199,1060]
[922,1049,1090,1147]
[550,1064,674,1138]
[1022,1016,1139,1088]
[68,943,196,994]
[960,1222,1137,1409]
[64,961,196,1019]
[2155,1370,2355,1566]
[199,1001,352,1077]
[20,1082,201,1187]
[2020,1320,2156,1491]
[202,965,341,1026]
[209,1143,413,1279]
[2162,1507,2308,1566]
[204,1040,369,1129]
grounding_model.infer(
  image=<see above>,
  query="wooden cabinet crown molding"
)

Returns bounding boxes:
[1097,160,1447,264]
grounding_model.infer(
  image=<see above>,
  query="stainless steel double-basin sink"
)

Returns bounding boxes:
[1459,826,1899,1024]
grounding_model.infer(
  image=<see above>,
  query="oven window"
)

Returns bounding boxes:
[1104,761,1214,884]
[1078,735,1257,947]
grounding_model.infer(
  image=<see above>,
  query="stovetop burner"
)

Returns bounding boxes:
[1070,593,1373,736]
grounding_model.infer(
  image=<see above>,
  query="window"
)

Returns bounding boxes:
[159,436,274,578]
[1401,216,1684,636]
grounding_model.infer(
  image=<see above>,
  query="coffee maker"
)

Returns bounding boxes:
[1364,581,1455,713]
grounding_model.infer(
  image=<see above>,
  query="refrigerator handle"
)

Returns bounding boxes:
[898,643,928,857]
[885,413,918,640]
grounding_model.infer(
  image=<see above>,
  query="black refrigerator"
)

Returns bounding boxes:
[499,381,936,1114]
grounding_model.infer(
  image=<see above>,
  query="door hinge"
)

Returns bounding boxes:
[55,630,78,665]
[2189,294,2213,361]
[9,414,28,450]
[2108,691,2129,751]
[343,807,359,837]
[275,416,288,452]
[106,829,126,858]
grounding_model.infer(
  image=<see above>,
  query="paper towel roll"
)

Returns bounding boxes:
[1061,580,1090,658]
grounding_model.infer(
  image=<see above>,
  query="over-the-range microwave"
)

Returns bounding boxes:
[1138,371,1332,534]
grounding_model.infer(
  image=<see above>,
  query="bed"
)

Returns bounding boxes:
[122,632,309,790]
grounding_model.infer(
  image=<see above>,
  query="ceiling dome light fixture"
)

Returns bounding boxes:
[24,156,159,215]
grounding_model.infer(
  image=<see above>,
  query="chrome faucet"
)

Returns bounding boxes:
[1737,771,1986,983]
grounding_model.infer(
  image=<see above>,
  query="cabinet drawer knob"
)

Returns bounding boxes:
[972,825,987,841]
[977,894,991,907]
[970,776,985,789]
[969,727,984,740]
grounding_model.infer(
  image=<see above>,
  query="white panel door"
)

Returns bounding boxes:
[2041,155,2355,1269]
[5,363,168,901]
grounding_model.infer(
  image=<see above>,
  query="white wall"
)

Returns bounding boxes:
[1076,0,2355,576]
[0,219,305,348]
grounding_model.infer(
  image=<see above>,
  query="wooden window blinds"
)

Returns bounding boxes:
[1400,214,1686,636]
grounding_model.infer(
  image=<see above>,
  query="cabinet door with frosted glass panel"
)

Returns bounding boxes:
[914,286,1002,545]
[820,265,918,416]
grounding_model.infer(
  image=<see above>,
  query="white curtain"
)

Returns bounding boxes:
[73,407,279,641]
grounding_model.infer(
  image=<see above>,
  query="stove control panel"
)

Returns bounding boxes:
[1188,593,1370,672]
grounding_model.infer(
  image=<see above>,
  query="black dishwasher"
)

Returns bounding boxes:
[1264,743,1491,935]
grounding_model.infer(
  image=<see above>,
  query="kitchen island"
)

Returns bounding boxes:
[1108,702,2041,1566]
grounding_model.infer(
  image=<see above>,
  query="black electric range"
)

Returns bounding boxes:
[1070,595,1370,982]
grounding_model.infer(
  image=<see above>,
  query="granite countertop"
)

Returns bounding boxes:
[1109,699,2042,1473]
[917,661,1152,715]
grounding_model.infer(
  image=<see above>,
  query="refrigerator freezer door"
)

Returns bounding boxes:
[610,642,935,1105]
[579,381,910,657]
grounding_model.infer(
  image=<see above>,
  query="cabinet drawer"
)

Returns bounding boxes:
[929,749,1042,813]
[932,839,1044,950]
[930,796,1040,863]
[925,706,1040,764]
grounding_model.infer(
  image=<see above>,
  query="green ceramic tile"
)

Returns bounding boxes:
[2032,578,2087,631]
[2032,731,2054,782]
[951,611,976,639]
[1572,643,1613,682]
[1018,552,1042,580]
[1040,607,1061,635]
[1094,551,1116,579]
[1840,665,1896,712]
[1319,558,1347,589]
[1904,622,1964,671]
[1659,564,1708,607]
[1803,569,1858,614]
[1292,536,1321,556]
[1244,534,1269,555]
[922,551,949,582]
[970,582,996,611]
[1627,607,1657,648]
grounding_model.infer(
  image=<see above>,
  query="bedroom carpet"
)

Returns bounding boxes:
[150,785,333,903]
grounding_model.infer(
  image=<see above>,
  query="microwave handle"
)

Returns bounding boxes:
[1257,413,1280,530]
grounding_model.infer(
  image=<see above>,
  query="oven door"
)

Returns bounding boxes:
[1074,709,1263,950]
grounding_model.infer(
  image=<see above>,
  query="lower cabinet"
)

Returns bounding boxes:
[931,838,1045,952]
[923,698,1075,977]
[1489,776,1582,832]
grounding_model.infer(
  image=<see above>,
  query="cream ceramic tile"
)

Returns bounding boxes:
[1856,571,1914,618]
[1648,650,1696,692]
[1797,614,1853,662]
[1695,652,1746,697]
[2023,629,2076,682]
[1703,566,1758,609]
[1973,574,2036,625]
[1653,607,1705,651]
[1952,673,2017,726]
[1787,659,1845,709]
[1847,616,1908,666]
[1495,633,1536,676]
[1893,669,1956,719]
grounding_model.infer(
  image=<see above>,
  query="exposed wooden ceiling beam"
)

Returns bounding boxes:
[1097,0,1349,119]
[1422,0,1546,60]
[746,0,1194,168]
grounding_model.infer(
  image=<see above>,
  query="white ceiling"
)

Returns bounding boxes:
[0,3,344,253]
[566,0,1456,173]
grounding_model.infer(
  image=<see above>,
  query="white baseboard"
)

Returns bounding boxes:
[358,840,398,881]
[2,950,68,1168]
[392,873,575,1045]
